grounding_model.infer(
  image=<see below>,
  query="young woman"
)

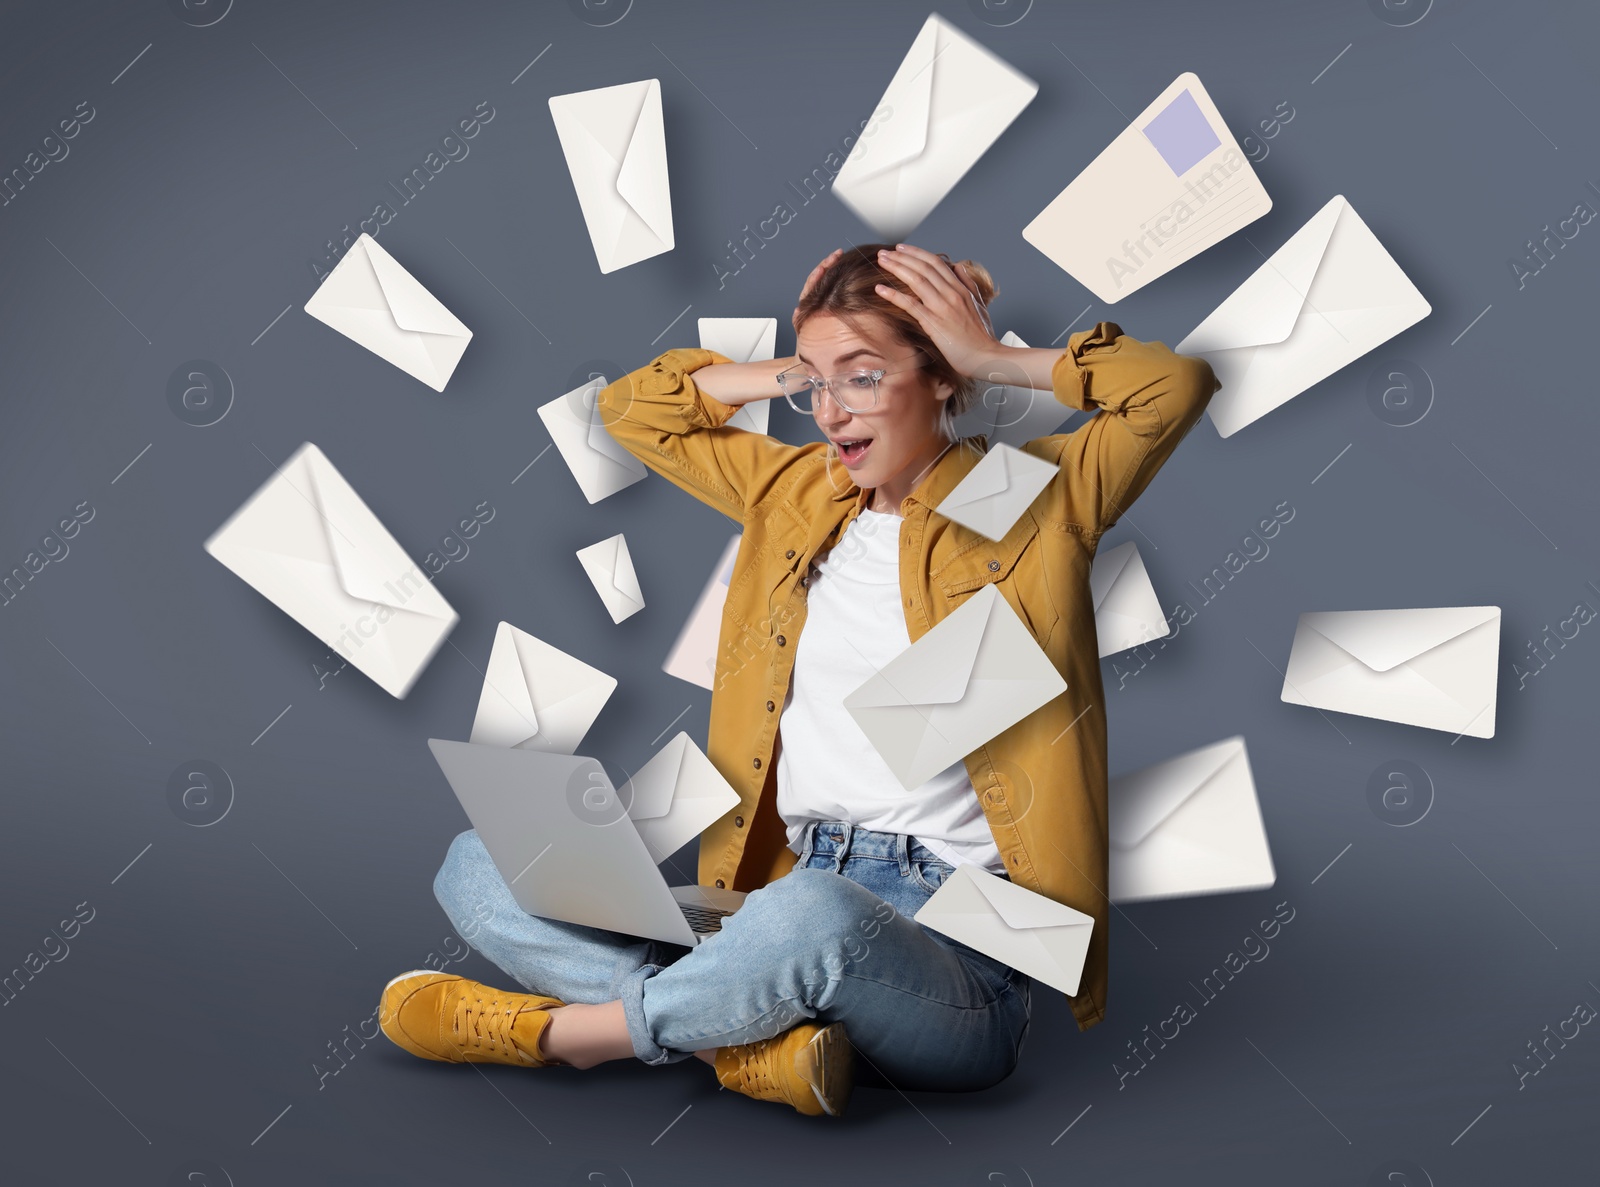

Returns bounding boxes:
[379,243,1219,1117]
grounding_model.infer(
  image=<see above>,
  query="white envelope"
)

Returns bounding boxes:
[954,332,1071,449]
[1091,541,1171,658]
[1281,606,1500,738]
[548,79,674,273]
[845,584,1067,790]
[1177,194,1432,438]
[537,377,649,504]
[698,318,777,436]
[663,534,740,690]
[1108,736,1275,904]
[577,533,645,623]
[832,14,1037,240]
[203,442,458,699]
[914,864,1094,995]
[620,731,741,865]
[1023,73,1270,304]
[935,443,1055,542]
[303,233,472,392]
[470,621,617,754]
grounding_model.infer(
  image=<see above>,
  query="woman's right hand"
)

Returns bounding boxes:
[792,248,844,331]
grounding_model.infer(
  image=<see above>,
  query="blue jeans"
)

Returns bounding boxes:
[433,820,1032,1092]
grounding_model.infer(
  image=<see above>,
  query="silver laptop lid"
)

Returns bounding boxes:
[427,739,698,947]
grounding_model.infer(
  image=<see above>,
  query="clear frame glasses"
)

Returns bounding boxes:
[774,366,887,415]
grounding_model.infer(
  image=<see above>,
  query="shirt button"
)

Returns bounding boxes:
[776,634,787,646]
[988,559,1001,572]
[715,878,726,888]
[734,815,745,827]
[785,549,796,559]
[766,700,775,712]
[753,757,762,769]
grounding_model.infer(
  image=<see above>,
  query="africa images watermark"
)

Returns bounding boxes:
[1,499,95,610]
[1507,176,1598,293]
[1,100,96,209]
[307,100,497,283]
[1,901,96,1007]
[1510,580,1600,691]
[1103,147,1249,296]
[315,896,504,1091]
[1512,979,1600,1091]
[1110,498,1297,690]
[327,562,432,662]
[311,499,495,692]
[710,103,895,290]
[1113,900,1297,1089]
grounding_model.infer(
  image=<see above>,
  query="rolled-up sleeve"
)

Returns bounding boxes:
[1038,321,1219,535]
[592,348,804,522]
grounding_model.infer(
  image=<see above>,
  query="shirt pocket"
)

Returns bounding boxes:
[758,501,810,625]
[930,510,1058,642]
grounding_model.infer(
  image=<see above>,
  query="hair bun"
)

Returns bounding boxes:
[949,256,998,306]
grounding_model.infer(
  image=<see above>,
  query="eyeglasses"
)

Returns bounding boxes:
[774,366,886,415]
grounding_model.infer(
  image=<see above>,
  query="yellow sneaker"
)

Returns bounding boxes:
[378,970,566,1068]
[714,1021,853,1117]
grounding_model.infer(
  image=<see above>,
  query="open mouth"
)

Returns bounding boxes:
[834,437,873,465]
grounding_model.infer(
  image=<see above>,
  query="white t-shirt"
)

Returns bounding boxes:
[775,508,1005,873]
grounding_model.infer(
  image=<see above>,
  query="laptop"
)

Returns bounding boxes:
[428,739,747,947]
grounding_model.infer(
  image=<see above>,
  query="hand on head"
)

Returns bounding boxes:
[793,248,845,331]
[871,244,1000,380]
[791,244,1000,379]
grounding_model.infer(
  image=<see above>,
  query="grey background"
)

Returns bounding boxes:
[1,0,1595,1182]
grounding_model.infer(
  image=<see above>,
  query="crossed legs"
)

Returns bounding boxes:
[432,828,1027,1092]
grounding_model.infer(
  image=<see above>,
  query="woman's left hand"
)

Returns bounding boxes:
[873,244,1000,380]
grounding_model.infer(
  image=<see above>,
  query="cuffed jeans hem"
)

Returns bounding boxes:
[620,962,694,1066]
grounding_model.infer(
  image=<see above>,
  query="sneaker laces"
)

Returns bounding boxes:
[723,1039,786,1101]
[451,993,536,1063]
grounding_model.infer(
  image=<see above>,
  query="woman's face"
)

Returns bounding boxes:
[795,312,953,495]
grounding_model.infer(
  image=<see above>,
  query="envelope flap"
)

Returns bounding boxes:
[615,80,673,244]
[677,734,741,808]
[1090,541,1138,612]
[968,867,1093,930]
[558,79,647,164]
[577,380,643,468]
[1110,736,1244,849]
[1305,606,1501,673]
[624,732,688,821]
[846,584,993,709]
[555,376,631,461]
[549,88,628,266]
[607,535,642,601]
[489,621,541,738]
[577,534,643,612]
[1294,196,1429,319]
[1180,196,1344,353]
[517,627,615,721]
[593,533,622,579]
[698,317,777,363]
[847,15,938,179]
[941,444,1012,509]
[361,236,470,337]
[302,447,414,609]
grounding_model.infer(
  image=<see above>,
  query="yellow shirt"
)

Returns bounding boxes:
[595,322,1219,1031]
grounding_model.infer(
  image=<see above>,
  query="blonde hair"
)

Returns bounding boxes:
[793,243,999,439]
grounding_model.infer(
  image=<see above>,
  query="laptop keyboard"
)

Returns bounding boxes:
[679,903,734,934]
